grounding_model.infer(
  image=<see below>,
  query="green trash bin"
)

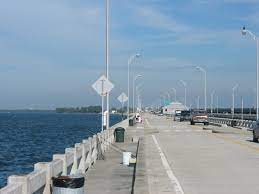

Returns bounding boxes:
[114,127,125,142]
[129,119,134,126]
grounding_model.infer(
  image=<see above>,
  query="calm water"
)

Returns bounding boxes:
[0,112,123,188]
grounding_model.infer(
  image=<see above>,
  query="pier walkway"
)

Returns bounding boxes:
[3,113,259,194]
[134,113,259,194]
[82,113,259,194]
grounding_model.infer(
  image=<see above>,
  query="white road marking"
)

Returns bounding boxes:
[146,119,151,128]
[152,135,184,194]
[137,126,144,129]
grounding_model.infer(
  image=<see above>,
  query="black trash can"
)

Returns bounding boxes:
[114,127,125,142]
[52,174,85,194]
[231,120,237,127]
[129,119,134,126]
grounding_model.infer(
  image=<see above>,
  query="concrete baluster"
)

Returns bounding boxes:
[53,154,68,176]
[92,135,97,163]
[86,137,93,167]
[8,175,30,194]
[81,139,90,171]
[34,162,52,194]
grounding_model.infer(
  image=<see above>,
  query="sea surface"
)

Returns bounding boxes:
[0,111,124,188]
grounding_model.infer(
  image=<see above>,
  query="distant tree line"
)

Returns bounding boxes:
[56,106,132,113]
[56,106,102,113]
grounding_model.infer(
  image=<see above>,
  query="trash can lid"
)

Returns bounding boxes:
[52,174,85,188]
[115,127,125,131]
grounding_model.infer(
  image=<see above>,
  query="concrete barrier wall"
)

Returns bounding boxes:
[0,126,117,194]
[209,117,256,129]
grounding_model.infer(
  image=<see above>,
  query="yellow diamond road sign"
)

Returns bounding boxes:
[92,75,114,96]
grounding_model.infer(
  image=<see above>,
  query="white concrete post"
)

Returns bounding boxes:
[66,148,79,175]
[86,137,93,167]
[34,162,51,194]
[8,175,30,194]
[92,135,97,163]
[75,143,84,174]
[78,141,87,173]
[53,154,68,176]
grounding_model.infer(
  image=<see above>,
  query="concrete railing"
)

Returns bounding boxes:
[209,113,256,121]
[0,128,115,194]
[209,117,256,129]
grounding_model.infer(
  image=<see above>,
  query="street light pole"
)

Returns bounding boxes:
[105,0,110,129]
[197,96,200,109]
[232,84,239,119]
[133,75,142,114]
[172,88,177,102]
[211,90,215,114]
[179,80,187,107]
[127,54,140,124]
[242,27,259,120]
[196,66,207,111]
[217,95,219,114]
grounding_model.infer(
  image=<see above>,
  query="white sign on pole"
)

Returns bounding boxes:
[117,92,128,103]
[92,75,114,96]
[91,75,114,131]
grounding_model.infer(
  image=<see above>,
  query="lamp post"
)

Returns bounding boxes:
[232,84,239,119]
[136,88,143,111]
[166,92,171,103]
[133,75,142,113]
[179,80,187,107]
[216,95,219,114]
[210,90,215,114]
[127,54,141,124]
[105,0,110,129]
[171,88,177,102]
[241,26,259,120]
[196,66,207,111]
[197,96,200,109]
[241,96,244,121]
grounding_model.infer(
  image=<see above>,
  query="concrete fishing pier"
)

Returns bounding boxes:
[2,113,259,194]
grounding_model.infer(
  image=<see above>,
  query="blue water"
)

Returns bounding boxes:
[0,112,123,188]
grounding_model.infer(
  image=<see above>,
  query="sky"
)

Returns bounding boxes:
[0,0,259,109]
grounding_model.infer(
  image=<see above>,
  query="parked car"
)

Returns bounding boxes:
[180,110,191,122]
[174,110,181,121]
[190,110,209,125]
[252,120,259,142]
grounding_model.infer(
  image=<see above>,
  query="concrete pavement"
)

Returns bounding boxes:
[84,114,259,194]
[142,114,259,194]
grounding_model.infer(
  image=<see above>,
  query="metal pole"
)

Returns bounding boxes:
[133,78,135,114]
[217,96,219,114]
[101,79,105,132]
[211,91,215,114]
[205,70,207,111]
[257,39,259,120]
[102,95,104,132]
[127,60,130,123]
[197,96,200,109]
[241,96,244,121]
[184,87,187,107]
[105,0,110,129]
[211,93,213,114]
[232,89,235,119]
[172,88,177,102]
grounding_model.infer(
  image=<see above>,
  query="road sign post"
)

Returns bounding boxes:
[92,75,114,131]
[117,93,128,121]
